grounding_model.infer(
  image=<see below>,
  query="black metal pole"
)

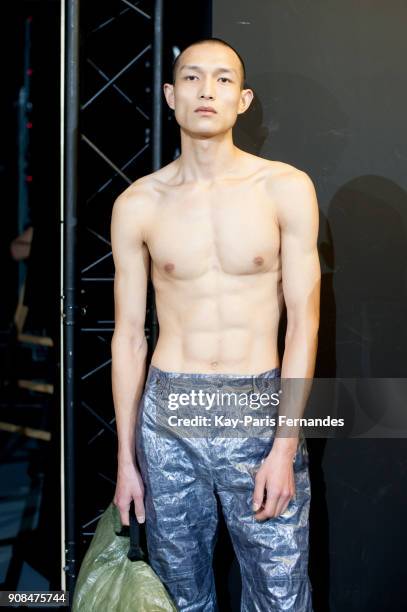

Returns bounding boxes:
[62,0,80,595]
[152,0,163,172]
[150,0,163,351]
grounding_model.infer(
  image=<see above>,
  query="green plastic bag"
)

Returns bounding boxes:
[72,501,177,611]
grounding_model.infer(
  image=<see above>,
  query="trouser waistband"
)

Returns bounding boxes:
[147,363,281,394]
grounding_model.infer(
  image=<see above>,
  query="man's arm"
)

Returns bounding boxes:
[111,186,150,525]
[273,169,321,451]
[253,168,321,520]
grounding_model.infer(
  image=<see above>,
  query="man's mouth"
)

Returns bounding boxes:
[195,107,217,114]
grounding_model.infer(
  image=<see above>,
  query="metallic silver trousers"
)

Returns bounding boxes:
[136,365,313,612]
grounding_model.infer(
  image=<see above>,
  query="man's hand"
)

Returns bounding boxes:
[252,449,296,521]
[113,462,145,525]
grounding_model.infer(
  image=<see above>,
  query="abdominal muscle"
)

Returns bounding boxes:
[150,268,284,375]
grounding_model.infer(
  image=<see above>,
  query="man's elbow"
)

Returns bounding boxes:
[285,308,320,342]
[111,327,148,356]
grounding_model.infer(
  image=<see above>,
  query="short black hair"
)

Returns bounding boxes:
[172,37,247,89]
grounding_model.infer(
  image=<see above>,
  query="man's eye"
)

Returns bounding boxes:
[219,77,232,83]
[185,75,198,80]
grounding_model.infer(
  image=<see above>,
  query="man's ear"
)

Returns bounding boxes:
[163,83,175,110]
[237,88,254,115]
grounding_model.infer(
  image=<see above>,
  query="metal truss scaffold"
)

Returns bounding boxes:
[61,0,162,594]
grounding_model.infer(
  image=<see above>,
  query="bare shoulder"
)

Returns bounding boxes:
[261,159,316,194]
[262,160,318,228]
[112,175,157,218]
[240,153,318,225]
[239,152,315,193]
[111,161,178,237]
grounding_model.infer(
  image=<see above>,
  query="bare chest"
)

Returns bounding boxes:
[147,183,280,280]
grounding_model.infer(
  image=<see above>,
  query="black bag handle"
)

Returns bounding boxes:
[127,499,144,561]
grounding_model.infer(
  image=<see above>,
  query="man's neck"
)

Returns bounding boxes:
[177,129,241,183]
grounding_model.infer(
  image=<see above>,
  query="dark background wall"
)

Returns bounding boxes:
[213,2,407,611]
[0,0,60,334]
[0,4,25,327]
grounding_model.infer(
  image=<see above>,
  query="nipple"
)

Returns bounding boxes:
[164,262,175,273]
[253,256,264,266]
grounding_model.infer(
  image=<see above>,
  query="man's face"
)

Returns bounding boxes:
[163,42,253,138]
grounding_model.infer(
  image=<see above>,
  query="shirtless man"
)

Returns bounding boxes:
[112,38,320,611]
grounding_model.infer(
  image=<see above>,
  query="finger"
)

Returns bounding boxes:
[275,495,291,517]
[255,489,278,521]
[252,474,266,512]
[133,496,145,524]
[119,507,130,527]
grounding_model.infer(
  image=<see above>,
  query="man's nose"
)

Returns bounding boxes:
[198,78,215,100]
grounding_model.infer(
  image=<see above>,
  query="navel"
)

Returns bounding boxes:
[164,262,175,273]
[253,256,264,266]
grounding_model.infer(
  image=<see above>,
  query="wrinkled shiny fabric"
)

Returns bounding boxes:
[136,365,313,612]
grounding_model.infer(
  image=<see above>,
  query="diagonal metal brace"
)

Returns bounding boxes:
[82,44,151,110]
[81,134,132,184]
